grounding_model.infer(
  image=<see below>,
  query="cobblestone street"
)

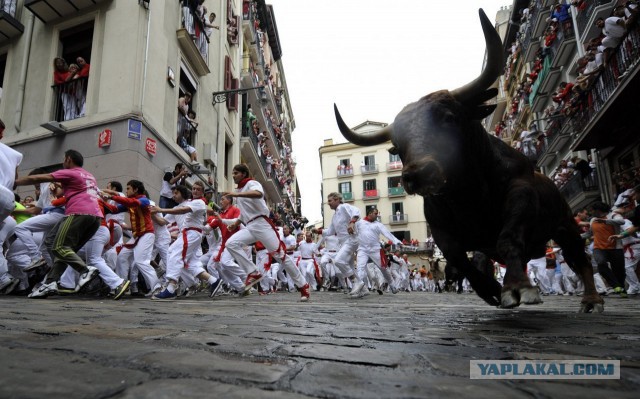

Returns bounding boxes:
[1,291,639,398]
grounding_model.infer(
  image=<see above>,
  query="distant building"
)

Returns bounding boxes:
[319,121,429,245]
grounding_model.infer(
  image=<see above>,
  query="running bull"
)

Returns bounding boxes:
[334,9,603,312]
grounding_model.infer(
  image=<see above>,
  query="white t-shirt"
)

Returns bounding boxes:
[0,142,22,190]
[235,180,270,223]
[175,198,207,230]
[324,202,360,240]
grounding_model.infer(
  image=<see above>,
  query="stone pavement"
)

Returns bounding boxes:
[0,290,639,398]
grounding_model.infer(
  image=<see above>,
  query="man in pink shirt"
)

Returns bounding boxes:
[14,149,102,298]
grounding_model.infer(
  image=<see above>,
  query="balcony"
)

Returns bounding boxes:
[576,0,615,44]
[25,0,110,24]
[362,189,379,200]
[0,1,23,45]
[337,167,354,178]
[548,20,577,68]
[529,54,562,112]
[51,77,88,122]
[389,214,408,225]
[177,7,210,76]
[386,161,403,171]
[388,187,405,197]
[571,25,640,151]
[559,171,600,211]
[240,124,282,204]
[341,192,354,202]
[361,164,378,175]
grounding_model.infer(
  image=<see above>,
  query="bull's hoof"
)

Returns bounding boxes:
[500,290,520,308]
[579,303,604,313]
[520,287,543,305]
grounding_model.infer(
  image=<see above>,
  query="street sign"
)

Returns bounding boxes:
[145,137,157,155]
[98,129,112,148]
[128,119,142,140]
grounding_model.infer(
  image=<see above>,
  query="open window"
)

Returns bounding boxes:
[177,65,199,161]
[52,21,94,122]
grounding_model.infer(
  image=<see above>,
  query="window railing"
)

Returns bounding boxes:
[341,192,353,201]
[362,189,379,199]
[1,0,18,18]
[51,77,88,122]
[386,161,403,171]
[567,25,640,135]
[559,170,599,203]
[389,214,408,224]
[337,166,354,177]
[361,164,379,174]
[388,187,405,196]
[177,112,198,156]
[181,4,210,64]
[576,0,614,37]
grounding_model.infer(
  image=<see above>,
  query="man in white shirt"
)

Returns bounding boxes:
[353,208,402,297]
[313,192,365,296]
[151,182,218,299]
[297,231,321,291]
[223,164,310,301]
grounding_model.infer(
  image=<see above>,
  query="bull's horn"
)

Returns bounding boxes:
[334,103,392,146]
[450,9,504,105]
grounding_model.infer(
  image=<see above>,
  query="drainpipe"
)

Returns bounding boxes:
[139,2,151,113]
[14,12,36,132]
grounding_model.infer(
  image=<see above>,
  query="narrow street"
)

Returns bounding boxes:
[1,291,638,398]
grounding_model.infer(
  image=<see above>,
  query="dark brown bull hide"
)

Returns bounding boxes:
[334,9,603,312]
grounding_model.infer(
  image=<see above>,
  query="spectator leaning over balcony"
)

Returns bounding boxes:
[204,12,219,37]
[53,57,77,121]
[75,57,90,117]
[595,16,626,48]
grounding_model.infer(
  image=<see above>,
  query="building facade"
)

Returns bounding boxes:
[319,121,429,244]
[484,0,640,211]
[0,0,298,214]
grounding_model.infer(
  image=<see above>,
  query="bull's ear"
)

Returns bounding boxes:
[471,104,497,119]
[388,146,399,155]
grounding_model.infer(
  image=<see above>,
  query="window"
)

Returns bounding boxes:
[178,66,199,156]
[339,182,351,194]
[224,56,238,110]
[364,155,375,166]
[363,179,376,191]
[392,202,404,221]
[338,158,352,176]
[52,22,94,122]
[392,231,411,242]
[388,176,402,188]
[225,140,232,178]
[389,153,401,162]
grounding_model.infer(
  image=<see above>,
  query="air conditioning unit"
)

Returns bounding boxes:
[203,143,217,167]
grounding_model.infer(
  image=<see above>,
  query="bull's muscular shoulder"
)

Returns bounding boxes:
[487,133,534,180]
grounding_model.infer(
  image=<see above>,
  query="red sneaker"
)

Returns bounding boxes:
[299,283,310,302]
[243,271,263,292]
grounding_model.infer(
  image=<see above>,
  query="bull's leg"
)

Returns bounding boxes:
[445,254,501,306]
[496,184,541,308]
[554,226,604,313]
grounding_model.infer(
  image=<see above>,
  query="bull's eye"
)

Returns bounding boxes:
[388,146,398,155]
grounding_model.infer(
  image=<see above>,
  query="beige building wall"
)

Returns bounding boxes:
[319,122,429,243]
[1,0,247,201]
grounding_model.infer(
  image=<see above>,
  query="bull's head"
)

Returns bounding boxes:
[334,9,503,196]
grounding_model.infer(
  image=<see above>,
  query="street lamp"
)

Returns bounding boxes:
[212,86,267,105]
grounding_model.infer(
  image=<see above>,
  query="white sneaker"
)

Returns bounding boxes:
[28,281,58,298]
[0,275,16,291]
[75,266,99,292]
[24,257,47,272]
[349,280,364,296]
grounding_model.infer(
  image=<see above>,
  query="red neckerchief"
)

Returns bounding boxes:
[237,178,253,189]
[366,218,376,223]
[192,196,206,203]
[306,239,312,243]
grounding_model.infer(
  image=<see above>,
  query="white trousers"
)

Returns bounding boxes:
[0,217,17,278]
[13,212,64,264]
[226,217,306,288]
[356,247,394,288]
[527,257,552,294]
[166,230,204,282]
[117,233,157,290]
[333,236,358,280]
